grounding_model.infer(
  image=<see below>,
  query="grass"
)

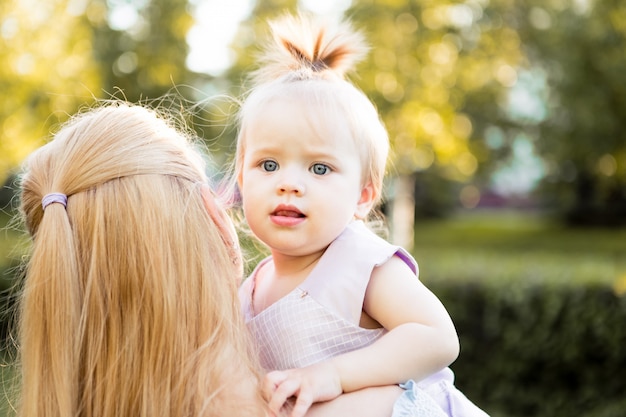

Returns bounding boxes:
[412,209,626,290]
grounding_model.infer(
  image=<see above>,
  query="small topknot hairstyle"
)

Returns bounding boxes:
[250,13,369,84]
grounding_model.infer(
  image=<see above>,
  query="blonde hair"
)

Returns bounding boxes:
[16,102,265,417]
[235,13,390,209]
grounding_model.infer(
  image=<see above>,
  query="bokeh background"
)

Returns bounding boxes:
[1,0,625,416]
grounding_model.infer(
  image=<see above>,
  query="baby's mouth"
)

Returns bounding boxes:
[272,209,305,218]
[271,205,305,218]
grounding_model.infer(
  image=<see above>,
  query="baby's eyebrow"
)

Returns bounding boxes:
[246,149,276,161]
[310,153,342,163]
[247,145,281,155]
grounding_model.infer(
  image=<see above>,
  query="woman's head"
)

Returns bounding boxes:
[16,102,262,417]
[235,14,390,211]
[21,103,207,234]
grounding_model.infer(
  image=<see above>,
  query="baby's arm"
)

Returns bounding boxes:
[303,385,404,417]
[270,378,403,417]
[264,255,459,417]
[340,254,460,390]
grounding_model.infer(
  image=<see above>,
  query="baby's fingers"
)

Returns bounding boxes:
[263,371,288,402]
[266,374,301,416]
[289,391,314,417]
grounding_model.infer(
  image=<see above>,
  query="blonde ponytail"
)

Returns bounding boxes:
[19,200,81,417]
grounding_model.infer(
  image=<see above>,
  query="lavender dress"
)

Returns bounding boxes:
[240,221,489,417]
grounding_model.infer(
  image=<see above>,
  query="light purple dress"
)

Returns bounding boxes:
[240,221,489,417]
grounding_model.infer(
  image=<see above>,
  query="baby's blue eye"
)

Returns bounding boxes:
[262,160,278,172]
[311,163,330,175]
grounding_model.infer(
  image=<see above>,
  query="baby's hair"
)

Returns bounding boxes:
[251,12,368,84]
[235,13,390,214]
[14,102,265,417]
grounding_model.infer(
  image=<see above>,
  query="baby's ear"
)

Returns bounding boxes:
[355,182,376,219]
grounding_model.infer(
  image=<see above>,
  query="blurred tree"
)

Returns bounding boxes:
[0,0,211,185]
[347,0,529,242]
[88,0,195,101]
[86,0,254,171]
[0,0,101,184]
[349,1,524,180]
[512,0,626,225]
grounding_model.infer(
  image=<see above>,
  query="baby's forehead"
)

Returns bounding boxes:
[244,79,357,121]
[245,111,357,157]
[237,79,386,170]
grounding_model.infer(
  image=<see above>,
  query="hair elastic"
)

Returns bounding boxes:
[42,193,68,210]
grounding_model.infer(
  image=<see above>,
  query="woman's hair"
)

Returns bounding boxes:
[234,13,390,210]
[16,102,265,417]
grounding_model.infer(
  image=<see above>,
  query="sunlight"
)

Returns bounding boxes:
[186,0,253,75]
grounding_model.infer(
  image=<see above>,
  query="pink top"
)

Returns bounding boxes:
[239,221,489,417]
[240,220,410,369]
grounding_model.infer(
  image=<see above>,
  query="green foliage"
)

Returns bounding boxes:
[0,0,211,184]
[0,206,26,284]
[434,282,626,417]
[0,357,17,417]
[501,0,626,224]
[414,210,626,287]
[89,0,196,101]
[348,0,525,181]
[0,1,101,183]
[414,210,626,416]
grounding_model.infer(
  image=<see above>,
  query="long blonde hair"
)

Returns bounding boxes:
[235,13,390,210]
[16,102,265,417]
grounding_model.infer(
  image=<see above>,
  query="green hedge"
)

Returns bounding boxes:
[434,281,626,417]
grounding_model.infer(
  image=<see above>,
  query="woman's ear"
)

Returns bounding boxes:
[354,182,376,220]
[237,170,243,190]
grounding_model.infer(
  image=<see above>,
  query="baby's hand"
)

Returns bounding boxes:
[262,361,343,417]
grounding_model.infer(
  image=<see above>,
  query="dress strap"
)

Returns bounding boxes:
[300,221,418,325]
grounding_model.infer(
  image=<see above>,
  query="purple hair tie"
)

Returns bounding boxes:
[42,192,68,210]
